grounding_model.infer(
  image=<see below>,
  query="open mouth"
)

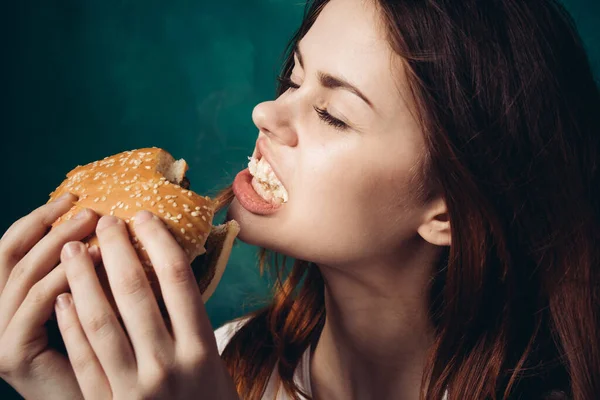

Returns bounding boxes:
[247,153,288,205]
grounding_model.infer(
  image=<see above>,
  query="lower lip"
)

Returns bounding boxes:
[233,168,284,215]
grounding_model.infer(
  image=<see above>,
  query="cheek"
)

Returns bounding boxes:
[280,162,420,264]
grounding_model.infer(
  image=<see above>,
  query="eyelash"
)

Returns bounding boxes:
[276,75,349,131]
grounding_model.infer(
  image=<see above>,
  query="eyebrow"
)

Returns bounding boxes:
[294,44,375,109]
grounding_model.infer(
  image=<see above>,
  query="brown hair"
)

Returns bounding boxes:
[213,0,600,399]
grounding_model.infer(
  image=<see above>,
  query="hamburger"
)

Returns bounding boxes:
[47,147,240,324]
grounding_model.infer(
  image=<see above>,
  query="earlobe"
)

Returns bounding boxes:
[416,198,451,247]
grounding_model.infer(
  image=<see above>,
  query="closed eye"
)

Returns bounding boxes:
[276,75,349,131]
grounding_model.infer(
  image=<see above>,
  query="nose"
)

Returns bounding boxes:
[252,100,298,147]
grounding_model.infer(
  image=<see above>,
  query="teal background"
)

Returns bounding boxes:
[0,0,598,398]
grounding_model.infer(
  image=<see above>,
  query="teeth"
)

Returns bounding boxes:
[248,156,288,204]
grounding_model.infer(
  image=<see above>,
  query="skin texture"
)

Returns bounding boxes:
[0,195,239,400]
[226,0,451,399]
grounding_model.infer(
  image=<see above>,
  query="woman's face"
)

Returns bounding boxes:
[227,0,436,267]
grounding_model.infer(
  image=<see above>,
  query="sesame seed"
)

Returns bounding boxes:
[151,201,156,206]
[119,203,124,209]
[195,207,201,211]
[187,192,192,197]
[166,212,172,218]
[153,189,158,195]
[156,196,162,201]
[201,215,206,221]
[136,202,142,207]
[94,197,99,203]
[129,194,135,198]
[187,223,193,228]
[158,204,165,209]
[191,239,196,244]
[191,211,199,217]
[101,196,107,201]
[173,202,178,207]
[168,199,174,204]
[181,228,186,234]
[177,214,182,219]
[158,209,164,214]
[125,205,129,210]
[110,210,115,216]
[153,184,158,189]
[111,205,117,211]
[145,166,151,170]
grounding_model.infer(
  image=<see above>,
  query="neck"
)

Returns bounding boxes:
[309,236,443,400]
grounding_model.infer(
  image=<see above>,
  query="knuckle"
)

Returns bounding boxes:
[70,352,92,373]
[0,349,21,377]
[0,217,24,243]
[139,366,178,399]
[8,262,29,285]
[162,259,193,285]
[116,271,147,298]
[27,282,51,306]
[84,312,117,338]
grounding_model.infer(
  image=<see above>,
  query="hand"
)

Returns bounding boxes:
[0,193,102,400]
[55,210,240,400]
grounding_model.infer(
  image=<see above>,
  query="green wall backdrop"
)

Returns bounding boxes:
[0,0,598,398]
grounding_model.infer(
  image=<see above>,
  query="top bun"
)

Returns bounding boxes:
[47,147,239,320]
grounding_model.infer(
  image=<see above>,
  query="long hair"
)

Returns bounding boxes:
[214,1,600,399]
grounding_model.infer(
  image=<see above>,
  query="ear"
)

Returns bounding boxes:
[416,197,451,247]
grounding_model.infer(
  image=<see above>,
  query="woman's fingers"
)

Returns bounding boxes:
[61,241,137,392]
[95,215,173,366]
[0,246,101,400]
[133,211,214,352]
[7,245,103,335]
[55,293,112,400]
[0,208,99,334]
[0,193,77,294]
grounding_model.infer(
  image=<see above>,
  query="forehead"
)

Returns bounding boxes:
[299,0,409,115]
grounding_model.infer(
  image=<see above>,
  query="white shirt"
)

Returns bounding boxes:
[215,318,312,400]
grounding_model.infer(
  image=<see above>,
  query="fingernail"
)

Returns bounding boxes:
[73,209,89,220]
[62,242,82,259]
[56,294,71,310]
[97,215,120,231]
[134,210,153,226]
[55,193,74,203]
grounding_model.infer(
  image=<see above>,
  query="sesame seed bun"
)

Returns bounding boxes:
[47,147,240,322]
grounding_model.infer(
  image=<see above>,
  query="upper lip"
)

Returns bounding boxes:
[254,136,287,191]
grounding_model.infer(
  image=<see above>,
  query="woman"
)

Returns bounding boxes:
[0,0,598,399]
